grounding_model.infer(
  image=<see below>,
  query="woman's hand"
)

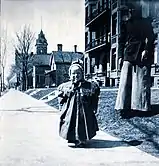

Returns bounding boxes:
[93,109,97,114]
[141,50,148,62]
[118,58,123,70]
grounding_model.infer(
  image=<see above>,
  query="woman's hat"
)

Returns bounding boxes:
[118,3,136,12]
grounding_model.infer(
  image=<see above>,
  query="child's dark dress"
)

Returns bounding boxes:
[58,80,100,143]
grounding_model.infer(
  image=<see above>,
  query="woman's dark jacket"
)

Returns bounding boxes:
[118,17,155,65]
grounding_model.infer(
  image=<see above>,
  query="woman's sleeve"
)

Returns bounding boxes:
[118,22,127,59]
[144,19,155,64]
[91,82,100,113]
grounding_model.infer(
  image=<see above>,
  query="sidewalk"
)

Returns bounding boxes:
[0,89,57,112]
[0,89,159,166]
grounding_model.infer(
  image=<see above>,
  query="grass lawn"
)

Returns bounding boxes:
[96,89,159,158]
[31,88,55,100]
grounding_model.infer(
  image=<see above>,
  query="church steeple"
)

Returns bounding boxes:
[35,30,48,54]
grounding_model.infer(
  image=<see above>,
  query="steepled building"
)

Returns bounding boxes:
[35,30,48,54]
[14,28,84,90]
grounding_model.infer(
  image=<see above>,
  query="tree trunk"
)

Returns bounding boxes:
[25,71,28,90]
[25,61,29,90]
[2,66,5,91]
[0,73,2,96]
[22,62,26,91]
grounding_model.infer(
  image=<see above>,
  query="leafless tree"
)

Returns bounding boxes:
[0,24,8,93]
[14,25,35,91]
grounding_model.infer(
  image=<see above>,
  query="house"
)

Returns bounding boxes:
[45,45,84,87]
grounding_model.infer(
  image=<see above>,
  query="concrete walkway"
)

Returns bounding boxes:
[0,89,159,166]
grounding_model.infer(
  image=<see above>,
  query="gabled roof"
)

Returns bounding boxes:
[33,51,84,66]
[51,51,84,63]
[33,53,52,66]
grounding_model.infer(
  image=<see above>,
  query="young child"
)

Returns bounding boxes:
[58,61,100,147]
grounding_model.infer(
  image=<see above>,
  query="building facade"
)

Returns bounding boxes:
[85,0,111,86]
[84,0,159,87]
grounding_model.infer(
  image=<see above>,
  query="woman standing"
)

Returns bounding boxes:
[58,61,100,147]
[115,4,155,118]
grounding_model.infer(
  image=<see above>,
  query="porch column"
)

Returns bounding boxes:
[87,56,91,74]
[110,79,113,87]
[156,34,159,64]
[98,64,103,73]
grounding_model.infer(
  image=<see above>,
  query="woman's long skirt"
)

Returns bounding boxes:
[115,61,151,111]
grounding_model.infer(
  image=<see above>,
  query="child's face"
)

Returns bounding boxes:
[70,66,83,83]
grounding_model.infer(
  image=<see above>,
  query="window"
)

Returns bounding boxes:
[85,6,88,23]
[85,32,88,45]
[91,4,96,14]
[111,48,116,70]
[112,13,117,36]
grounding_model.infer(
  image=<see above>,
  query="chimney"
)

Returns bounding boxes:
[57,44,62,51]
[74,45,77,52]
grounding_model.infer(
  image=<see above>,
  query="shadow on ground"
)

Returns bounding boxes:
[151,104,159,114]
[132,104,159,117]
[86,139,129,148]
[120,104,159,119]
[69,139,143,149]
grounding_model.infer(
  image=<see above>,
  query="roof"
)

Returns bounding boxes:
[51,51,84,63]
[33,51,84,66]
[33,53,52,66]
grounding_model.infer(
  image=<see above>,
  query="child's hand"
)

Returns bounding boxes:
[65,90,74,97]
[64,86,75,97]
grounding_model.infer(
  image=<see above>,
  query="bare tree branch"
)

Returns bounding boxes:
[0,24,9,92]
[13,24,35,91]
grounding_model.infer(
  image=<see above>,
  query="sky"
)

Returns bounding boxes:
[1,0,85,78]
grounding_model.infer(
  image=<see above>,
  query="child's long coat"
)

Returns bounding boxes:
[58,80,100,142]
